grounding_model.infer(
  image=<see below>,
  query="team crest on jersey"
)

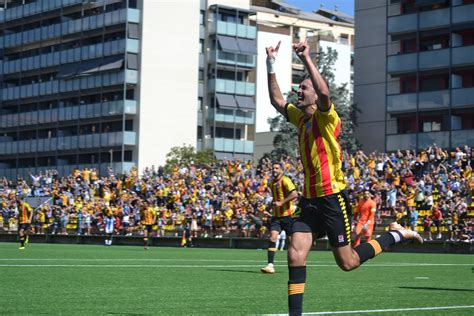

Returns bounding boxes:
[338,235,344,243]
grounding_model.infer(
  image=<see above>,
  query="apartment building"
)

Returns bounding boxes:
[197,0,258,161]
[355,0,474,152]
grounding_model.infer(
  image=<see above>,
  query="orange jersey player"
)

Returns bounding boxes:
[353,191,377,247]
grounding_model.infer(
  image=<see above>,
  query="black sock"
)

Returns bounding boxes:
[288,266,306,316]
[267,241,277,264]
[355,232,400,264]
[144,237,148,247]
[20,236,25,247]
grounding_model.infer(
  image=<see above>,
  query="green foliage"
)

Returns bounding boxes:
[266,47,361,160]
[165,144,216,172]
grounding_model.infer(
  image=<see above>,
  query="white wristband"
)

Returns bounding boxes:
[266,56,276,74]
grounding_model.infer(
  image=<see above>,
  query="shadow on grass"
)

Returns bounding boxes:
[399,286,474,292]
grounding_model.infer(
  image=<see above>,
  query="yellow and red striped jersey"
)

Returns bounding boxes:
[18,202,33,224]
[286,103,346,198]
[271,175,296,217]
[141,207,156,225]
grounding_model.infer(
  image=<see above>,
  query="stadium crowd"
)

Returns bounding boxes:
[0,144,473,242]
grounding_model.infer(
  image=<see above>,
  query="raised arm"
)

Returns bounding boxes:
[293,39,331,111]
[266,41,286,116]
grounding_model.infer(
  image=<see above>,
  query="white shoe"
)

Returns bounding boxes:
[260,264,275,274]
[389,222,423,244]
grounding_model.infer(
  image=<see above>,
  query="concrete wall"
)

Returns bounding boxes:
[138,0,200,171]
[353,1,387,152]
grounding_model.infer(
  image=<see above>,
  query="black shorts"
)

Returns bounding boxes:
[19,223,30,231]
[144,225,153,232]
[269,216,292,234]
[292,191,353,247]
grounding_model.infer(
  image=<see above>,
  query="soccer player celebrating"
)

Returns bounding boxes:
[140,201,156,250]
[265,39,423,315]
[352,190,377,247]
[261,162,298,274]
[16,196,33,250]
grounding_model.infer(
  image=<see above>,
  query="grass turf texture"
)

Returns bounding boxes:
[0,242,473,315]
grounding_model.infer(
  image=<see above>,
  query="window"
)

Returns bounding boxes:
[200,10,205,25]
[128,23,139,39]
[127,54,139,70]
[199,39,205,54]
[198,97,203,111]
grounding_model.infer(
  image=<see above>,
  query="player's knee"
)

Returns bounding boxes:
[288,246,306,266]
[336,259,359,272]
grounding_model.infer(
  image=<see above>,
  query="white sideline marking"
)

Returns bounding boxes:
[264,305,474,315]
[0,258,472,267]
[0,263,472,268]
[415,276,430,279]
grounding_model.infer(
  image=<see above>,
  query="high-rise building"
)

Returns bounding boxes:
[0,0,258,178]
[197,0,258,161]
[355,0,474,152]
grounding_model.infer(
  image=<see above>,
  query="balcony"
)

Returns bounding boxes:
[451,129,474,147]
[0,132,137,156]
[0,0,83,23]
[452,3,474,24]
[206,138,254,154]
[1,71,130,101]
[209,21,257,39]
[418,90,450,110]
[418,131,449,148]
[0,9,138,49]
[0,100,137,129]
[386,133,416,151]
[452,87,474,108]
[387,90,450,112]
[452,45,474,66]
[2,39,128,75]
[419,8,450,30]
[388,13,417,34]
[419,49,449,70]
[208,79,255,96]
[387,93,417,112]
[387,53,416,73]
[209,50,256,68]
[207,108,255,125]
[387,49,450,73]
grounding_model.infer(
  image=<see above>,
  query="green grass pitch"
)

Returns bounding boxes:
[0,242,473,315]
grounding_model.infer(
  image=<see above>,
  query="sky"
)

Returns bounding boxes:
[284,0,354,16]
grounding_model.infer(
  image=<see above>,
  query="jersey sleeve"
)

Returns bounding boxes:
[286,103,304,128]
[283,176,296,193]
[317,103,338,122]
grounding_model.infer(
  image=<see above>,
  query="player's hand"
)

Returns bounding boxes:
[362,223,369,232]
[266,41,281,59]
[292,38,310,61]
[273,201,283,207]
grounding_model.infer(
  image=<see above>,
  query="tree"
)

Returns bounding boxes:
[164,144,216,172]
[266,46,360,161]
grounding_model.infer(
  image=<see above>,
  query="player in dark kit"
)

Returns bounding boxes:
[265,39,423,315]
[261,162,298,274]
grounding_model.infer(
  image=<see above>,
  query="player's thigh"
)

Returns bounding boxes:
[288,232,313,266]
[354,222,364,235]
